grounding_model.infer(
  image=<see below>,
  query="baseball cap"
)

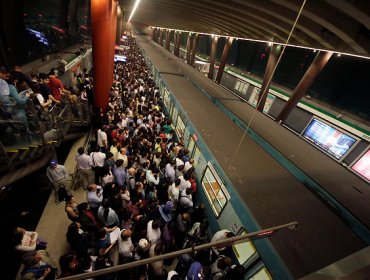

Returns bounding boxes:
[50,160,57,166]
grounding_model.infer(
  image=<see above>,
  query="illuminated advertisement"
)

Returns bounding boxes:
[302,118,357,160]
[114,55,127,62]
[352,149,370,181]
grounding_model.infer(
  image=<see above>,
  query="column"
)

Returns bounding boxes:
[174,32,181,57]
[166,30,171,51]
[276,51,333,123]
[189,34,199,66]
[116,5,123,44]
[257,44,282,112]
[91,0,115,111]
[186,33,193,63]
[108,0,117,88]
[215,37,233,84]
[208,36,218,79]
[159,29,164,46]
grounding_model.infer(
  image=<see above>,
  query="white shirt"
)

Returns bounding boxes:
[168,183,180,202]
[178,176,191,192]
[75,154,92,170]
[147,220,161,244]
[165,163,176,184]
[118,232,134,258]
[90,152,106,167]
[97,129,107,147]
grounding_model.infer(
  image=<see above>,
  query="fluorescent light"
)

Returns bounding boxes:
[128,0,142,22]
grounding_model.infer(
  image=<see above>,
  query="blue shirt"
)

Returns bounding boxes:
[112,166,126,187]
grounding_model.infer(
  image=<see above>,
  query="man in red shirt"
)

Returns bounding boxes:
[48,68,71,102]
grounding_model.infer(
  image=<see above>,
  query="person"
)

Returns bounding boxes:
[38,73,59,105]
[14,227,47,253]
[66,222,91,256]
[48,68,71,102]
[147,219,161,245]
[97,199,120,228]
[21,250,57,280]
[97,126,108,151]
[112,159,126,188]
[46,159,71,203]
[179,188,194,210]
[211,255,233,280]
[86,183,103,217]
[90,145,106,184]
[59,253,83,277]
[65,195,79,222]
[148,243,165,279]
[211,229,235,256]
[96,227,118,256]
[75,147,93,190]
[118,229,135,263]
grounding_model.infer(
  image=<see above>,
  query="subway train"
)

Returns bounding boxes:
[136,35,370,279]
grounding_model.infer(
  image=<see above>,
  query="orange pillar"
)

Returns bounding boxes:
[91,0,115,112]
[109,1,117,88]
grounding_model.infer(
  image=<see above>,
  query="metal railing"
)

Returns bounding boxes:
[60,222,298,280]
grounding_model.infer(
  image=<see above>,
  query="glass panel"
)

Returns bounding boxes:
[232,230,256,264]
[202,166,227,217]
[176,115,185,139]
[171,107,178,126]
[249,267,272,280]
[193,146,200,166]
[187,137,195,156]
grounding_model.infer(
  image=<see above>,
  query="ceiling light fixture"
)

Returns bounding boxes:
[128,0,142,23]
[150,26,370,60]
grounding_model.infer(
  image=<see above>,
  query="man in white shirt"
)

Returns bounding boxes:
[86,183,103,216]
[147,219,161,244]
[179,188,194,210]
[75,147,93,190]
[118,229,135,263]
[46,160,71,203]
[165,160,176,184]
[90,146,106,184]
[97,126,108,150]
[117,147,128,168]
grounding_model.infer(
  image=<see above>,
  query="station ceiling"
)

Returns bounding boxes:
[123,0,370,57]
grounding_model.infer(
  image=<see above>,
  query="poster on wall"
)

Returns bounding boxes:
[351,149,370,181]
[249,87,276,114]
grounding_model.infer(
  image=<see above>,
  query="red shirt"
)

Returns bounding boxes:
[48,76,64,101]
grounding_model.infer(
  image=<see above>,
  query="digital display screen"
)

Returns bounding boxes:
[114,55,127,62]
[352,150,370,181]
[302,118,357,159]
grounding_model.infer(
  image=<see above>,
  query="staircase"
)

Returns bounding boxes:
[0,99,92,187]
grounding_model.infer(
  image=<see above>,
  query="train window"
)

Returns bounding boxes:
[249,267,272,280]
[176,115,185,139]
[163,88,170,108]
[171,107,178,126]
[234,80,249,95]
[202,165,228,217]
[168,101,174,117]
[187,137,196,156]
[193,146,201,166]
[232,229,256,265]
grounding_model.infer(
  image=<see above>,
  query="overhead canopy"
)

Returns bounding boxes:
[121,0,370,57]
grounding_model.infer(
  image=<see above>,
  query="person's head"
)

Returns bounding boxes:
[65,195,75,204]
[0,65,10,80]
[115,159,124,168]
[87,183,97,192]
[77,147,84,155]
[39,72,49,83]
[225,232,235,238]
[154,243,163,255]
[22,251,40,267]
[120,147,127,155]
[97,227,107,239]
[151,219,161,230]
[50,68,57,76]
[77,202,88,213]
[185,188,193,196]
[217,256,232,270]
[50,159,58,168]
[120,229,132,240]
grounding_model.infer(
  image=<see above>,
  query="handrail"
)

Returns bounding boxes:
[59,222,298,280]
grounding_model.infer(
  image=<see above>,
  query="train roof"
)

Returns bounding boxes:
[137,36,369,278]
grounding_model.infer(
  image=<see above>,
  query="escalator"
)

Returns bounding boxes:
[0,98,92,187]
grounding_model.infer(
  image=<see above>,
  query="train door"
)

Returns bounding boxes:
[232,228,273,280]
[187,135,201,166]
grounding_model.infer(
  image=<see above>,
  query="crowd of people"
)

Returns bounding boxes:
[0,63,93,146]
[13,36,244,280]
